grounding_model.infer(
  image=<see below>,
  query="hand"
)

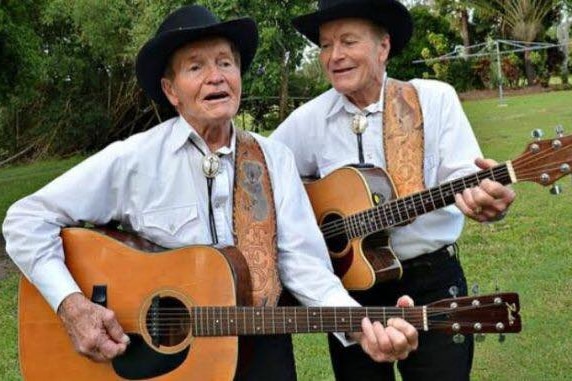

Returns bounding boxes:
[348,295,418,362]
[57,292,130,362]
[454,158,516,222]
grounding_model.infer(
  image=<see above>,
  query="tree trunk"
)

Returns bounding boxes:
[523,50,537,86]
[278,51,290,123]
[460,9,470,56]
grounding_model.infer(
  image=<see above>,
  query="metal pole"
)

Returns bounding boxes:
[495,40,505,105]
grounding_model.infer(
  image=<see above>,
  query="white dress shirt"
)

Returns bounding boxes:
[3,116,358,315]
[271,78,483,260]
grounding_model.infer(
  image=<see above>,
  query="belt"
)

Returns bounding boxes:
[401,243,458,271]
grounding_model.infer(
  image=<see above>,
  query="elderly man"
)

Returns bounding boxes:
[3,4,418,381]
[271,0,516,380]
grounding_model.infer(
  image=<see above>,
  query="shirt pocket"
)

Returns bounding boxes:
[140,204,201,247]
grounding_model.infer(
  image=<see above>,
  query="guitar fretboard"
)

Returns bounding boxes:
[189,306,425,336]
[339,163,514,240]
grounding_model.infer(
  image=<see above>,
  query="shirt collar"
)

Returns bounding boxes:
[169,116,235,157]
[325,71,388,119]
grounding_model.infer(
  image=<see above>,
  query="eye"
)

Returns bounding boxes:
[320,42,331,50]
[186,63,200,72]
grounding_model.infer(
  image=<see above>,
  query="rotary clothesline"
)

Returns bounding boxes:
[413,39,568,104]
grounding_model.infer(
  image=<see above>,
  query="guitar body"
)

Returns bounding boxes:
[304,166,403,290]
[18,228,250,381]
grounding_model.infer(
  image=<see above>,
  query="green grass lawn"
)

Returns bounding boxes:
[1,90,572,380]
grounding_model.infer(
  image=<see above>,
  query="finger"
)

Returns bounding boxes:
[396,295,414,307]
[360,317,378,346]
[102,309,130,345]
[99,339,128,360]
[387,318,419,350]
[369,320,396,362]
[475,157,498,170]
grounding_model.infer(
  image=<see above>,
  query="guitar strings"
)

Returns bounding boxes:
[122,302,516,333]
[319,144,572,240]
[319,165,511,239]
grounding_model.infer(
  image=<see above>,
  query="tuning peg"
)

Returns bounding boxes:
[453,334,465,344]
[555,125,565,137]
[550,184,563,195]
[531,129,544,140]
[471,283,480,295]
[498,333,506,343]
[475,333,486,343]
[448,286,459,298]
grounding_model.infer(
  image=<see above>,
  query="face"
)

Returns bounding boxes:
[161,37,241,132]
[319,18,390,108]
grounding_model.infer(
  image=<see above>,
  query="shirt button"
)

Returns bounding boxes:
[169,223,176,233]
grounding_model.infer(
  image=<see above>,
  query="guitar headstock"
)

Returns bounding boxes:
[512,132,572,186]
[426,293,521,335]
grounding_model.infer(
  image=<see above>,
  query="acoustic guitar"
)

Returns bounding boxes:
[304,133,572,290]
[19,227,521,380]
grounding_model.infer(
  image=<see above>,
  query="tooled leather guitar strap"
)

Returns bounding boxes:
[233,129,281,307]
[383,78,425,196]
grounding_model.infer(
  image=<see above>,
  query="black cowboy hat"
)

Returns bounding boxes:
[292,0,412,58]
[136,5,258,107]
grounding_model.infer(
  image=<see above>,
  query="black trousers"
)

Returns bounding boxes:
[328,245,474,381]
[234,335,297,381]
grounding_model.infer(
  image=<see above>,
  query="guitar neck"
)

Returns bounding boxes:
[190,306,425,336]
[187,292,521,337]
[345,162,515,239]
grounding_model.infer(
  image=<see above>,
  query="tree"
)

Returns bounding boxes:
[471,0,558,86]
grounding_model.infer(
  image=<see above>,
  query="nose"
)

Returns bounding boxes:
[330,42,345,61]
[206,65,225,85]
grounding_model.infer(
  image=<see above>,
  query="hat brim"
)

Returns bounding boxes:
[136,18,257,107]
[292,1,412,58]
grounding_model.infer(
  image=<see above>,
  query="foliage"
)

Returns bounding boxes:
[388,5,460,81]
[2,91,572,380]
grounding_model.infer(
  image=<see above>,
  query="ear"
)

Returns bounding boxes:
[378,34,391,63]
[161,77,179,107]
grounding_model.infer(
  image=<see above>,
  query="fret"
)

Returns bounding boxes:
[404,195,416,219]
[437,186,447,207]
[320,306,324,332]
[272,307,276,335]
[425,189,436,211]
[396,199,408,223]
[306,308,310,332]
[243,307,247,335]
[344,216,354,239]
[384,203,395,226]
[383,307,386,325]
[417,192,427,214]
[205,307,209,336]
[294,307,298,333]
[461,176,468,191]
[282,307,286,334]
[333,307,338,332]
[349,307,352,331]
[227,307,231,335]
[261,307,265,334]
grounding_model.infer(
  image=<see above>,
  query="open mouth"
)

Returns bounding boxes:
[204,91,230,101]
[332,67,355,75]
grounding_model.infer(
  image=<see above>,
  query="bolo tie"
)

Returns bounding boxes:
[351,112,372,167]
[189,138,221,245]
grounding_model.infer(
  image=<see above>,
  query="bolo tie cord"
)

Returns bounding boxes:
[189,138,219,245]
[353,112,371,165]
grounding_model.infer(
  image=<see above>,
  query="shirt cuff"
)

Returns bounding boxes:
[31,257,82,312]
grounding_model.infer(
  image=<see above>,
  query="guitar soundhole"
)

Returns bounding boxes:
[145,296,190,349]
[321,213,348,255]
